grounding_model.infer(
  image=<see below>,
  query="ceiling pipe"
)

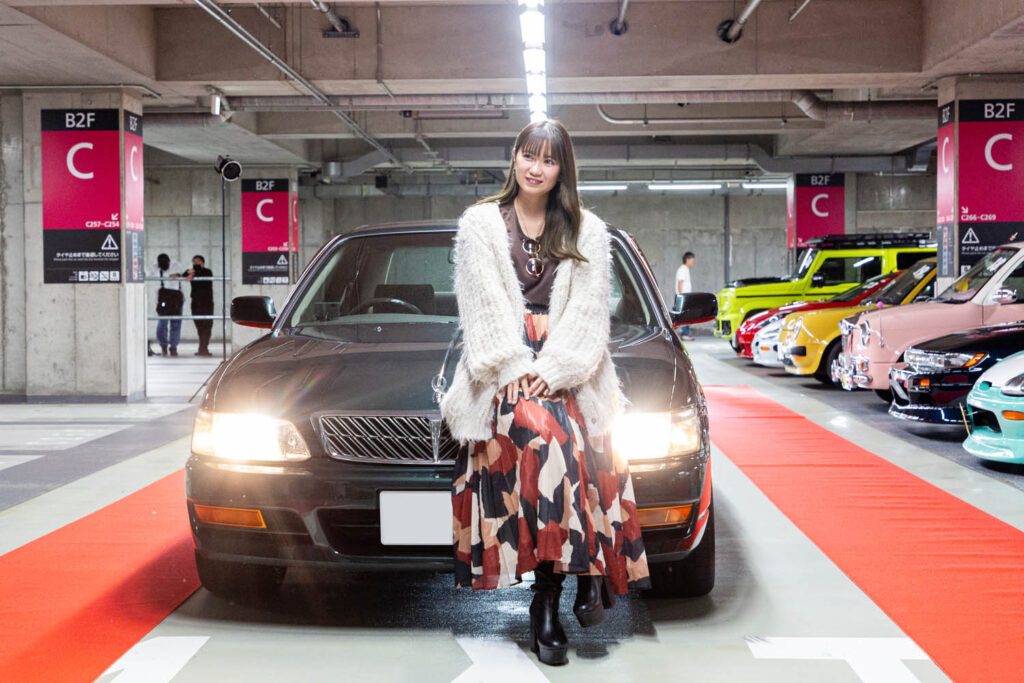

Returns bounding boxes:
[596,104,793,127]
[192,0,404,169]
[718,0,764,44]
[610,0,630,35]
[309,0,346,34]
[227,90,934,120]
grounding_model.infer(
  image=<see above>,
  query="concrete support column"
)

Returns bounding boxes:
[0,90,146,400]
[935,76,1024,291]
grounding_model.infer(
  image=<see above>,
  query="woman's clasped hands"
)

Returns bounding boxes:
[500,374,550,404]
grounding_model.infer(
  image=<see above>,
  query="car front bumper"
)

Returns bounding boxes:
[186,448,711,572]
[888,367,976,425]
[965,384,1024,463]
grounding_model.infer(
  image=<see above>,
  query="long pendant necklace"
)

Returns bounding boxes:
[514,202,545,279]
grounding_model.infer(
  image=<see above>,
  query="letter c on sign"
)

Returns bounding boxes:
[67,142,94,180]
[941,137,950,173]
[129,146,139,182]
[256,198,274,222]
[811,193,829,218]
[985,133,1013,172]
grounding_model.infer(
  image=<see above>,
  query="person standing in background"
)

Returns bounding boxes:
[675,251,695,341]
[184,255,215,357]
[154,253,183,357]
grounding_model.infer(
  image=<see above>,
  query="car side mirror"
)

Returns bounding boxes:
[811,273,826,287]
[231,296,277,329]
[671,292,718,327]
[993,288,1018,305]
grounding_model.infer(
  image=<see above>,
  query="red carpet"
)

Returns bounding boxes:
[0,470,198,682]
[706,385,1024,683]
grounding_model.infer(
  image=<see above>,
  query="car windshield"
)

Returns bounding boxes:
[936,247,1018,303]
[791,248,818,280]
[868,260,935,306]
[283,230,655,340]
[831,272,890,303]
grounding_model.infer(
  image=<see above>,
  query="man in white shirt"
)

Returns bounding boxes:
[675,251,695,341]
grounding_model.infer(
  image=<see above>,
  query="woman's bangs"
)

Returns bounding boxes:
[518,127,559,161]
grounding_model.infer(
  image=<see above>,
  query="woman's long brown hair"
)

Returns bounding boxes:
[474,119,587,262]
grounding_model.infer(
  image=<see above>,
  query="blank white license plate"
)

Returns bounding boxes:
[379,490,452,546]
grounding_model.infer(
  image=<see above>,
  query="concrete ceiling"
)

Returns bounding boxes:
[3,0,1024,182]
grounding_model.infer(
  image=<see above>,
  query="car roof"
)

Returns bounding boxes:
[341,219,629,239]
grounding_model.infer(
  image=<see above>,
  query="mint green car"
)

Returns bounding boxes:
[965,351,1024,464]
[714,233,934,349]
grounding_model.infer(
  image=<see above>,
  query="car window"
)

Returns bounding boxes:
[284,231,656,338]
[997,261,1024,303]
[815,255,881,286]
[609,247,653,328]
[792,248,818,279]
[286,232,459,330]
[896,251,928,269]
[936,247,1019,303]
[871,260,935,305]
[831,272,891,303]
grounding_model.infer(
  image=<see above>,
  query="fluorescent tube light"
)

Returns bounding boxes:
[580,184,628,192]
[741,182,789,190]
[518,0,544,7]
[648,183,723,191]
[520,10,545,47]
[529,94,547,114]
[526,73,546,96]
[523,48,546,74]
[530,111,548,123]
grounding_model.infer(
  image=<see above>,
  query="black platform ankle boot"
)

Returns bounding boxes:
[574,575,618,627]
[530,563,568,666]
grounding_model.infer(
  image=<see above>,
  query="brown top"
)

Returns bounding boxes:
[500,202,558,308]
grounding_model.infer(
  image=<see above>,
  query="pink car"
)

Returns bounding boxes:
[837,245,1024,393]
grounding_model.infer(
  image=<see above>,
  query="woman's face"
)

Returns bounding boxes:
[514,141,560,199]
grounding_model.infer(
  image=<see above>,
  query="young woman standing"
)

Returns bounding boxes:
[440,119,651,666]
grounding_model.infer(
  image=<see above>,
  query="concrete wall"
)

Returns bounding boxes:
[0,95,27,395]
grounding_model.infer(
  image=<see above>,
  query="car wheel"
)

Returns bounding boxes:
[814,341,841,384]
[647,502,715,598]
[874,389,894,402]
[195,551,287,601]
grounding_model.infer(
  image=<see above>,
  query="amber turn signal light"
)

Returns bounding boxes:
[193,503,267,529]
[1002,411,1024,421]
[637,504,692,528]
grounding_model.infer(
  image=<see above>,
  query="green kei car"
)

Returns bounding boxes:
[715,233,934,348]
[965,351,1024,464]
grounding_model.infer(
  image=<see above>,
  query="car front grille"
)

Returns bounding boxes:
[317,412,461,465]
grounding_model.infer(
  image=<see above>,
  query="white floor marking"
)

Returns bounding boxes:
[100,636,210,682]
[452,637,551,683]
[0,455,41,472]
[746,636,930,683]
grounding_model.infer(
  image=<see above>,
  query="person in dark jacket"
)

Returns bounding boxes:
[183,254,215,356]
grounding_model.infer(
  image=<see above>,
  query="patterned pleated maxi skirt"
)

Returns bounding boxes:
[452,304,652,593]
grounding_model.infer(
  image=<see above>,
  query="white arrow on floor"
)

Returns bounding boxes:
[747,636,929,683]
[101,636,210,682]
[452,637,551,683]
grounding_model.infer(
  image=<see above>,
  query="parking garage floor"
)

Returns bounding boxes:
[4,339,1024,682]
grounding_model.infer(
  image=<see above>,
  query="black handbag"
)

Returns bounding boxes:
[156,273,184,316]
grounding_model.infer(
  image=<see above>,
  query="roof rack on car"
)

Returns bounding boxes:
[803,232,934,248]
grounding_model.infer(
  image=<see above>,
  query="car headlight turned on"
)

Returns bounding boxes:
[611,408,701,461]
[191,410,311,462]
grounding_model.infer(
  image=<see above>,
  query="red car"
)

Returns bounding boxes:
[735,272,898,358]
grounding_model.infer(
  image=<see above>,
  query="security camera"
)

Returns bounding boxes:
[215,155,242,182]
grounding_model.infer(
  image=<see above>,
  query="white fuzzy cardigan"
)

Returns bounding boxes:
[440,201,629,442]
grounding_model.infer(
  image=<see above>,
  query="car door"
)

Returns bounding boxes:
[982,260,1024,325]
[808,252,882,298]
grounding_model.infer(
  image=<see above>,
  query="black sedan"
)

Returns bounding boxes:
[186,221,718,600]
[889,321,1024,425]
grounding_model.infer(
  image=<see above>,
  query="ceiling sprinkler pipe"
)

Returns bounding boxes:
[610,0,629,35]
[718,0,763,43]
[309,0,346,34]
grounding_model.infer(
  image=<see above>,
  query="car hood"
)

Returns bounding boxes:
[978,351,1024,387]
[858,300,975,342]
[799,303,877,335]
[913,322,1024,356]
[727,276,791,287]
[206,323,684,419]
